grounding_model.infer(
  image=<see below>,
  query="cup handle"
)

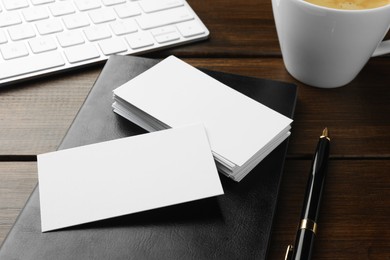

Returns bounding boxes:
[372,40,390,57]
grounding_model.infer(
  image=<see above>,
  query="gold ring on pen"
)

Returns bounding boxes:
[300,218,318,235]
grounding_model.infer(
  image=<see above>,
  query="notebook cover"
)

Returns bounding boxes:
[0,55,297,260]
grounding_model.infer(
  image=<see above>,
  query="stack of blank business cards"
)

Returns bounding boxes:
[112,56,293,182]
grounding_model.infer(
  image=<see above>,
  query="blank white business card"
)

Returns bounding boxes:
[37,124,223,232]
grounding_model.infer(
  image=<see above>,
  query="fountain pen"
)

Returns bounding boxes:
[285,128,330,260]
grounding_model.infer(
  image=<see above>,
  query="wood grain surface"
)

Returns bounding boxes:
[0,0,389,259]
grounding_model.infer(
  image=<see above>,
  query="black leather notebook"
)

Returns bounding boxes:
[0,55,297,260]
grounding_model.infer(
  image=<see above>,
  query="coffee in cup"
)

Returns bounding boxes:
[305,0,390,10]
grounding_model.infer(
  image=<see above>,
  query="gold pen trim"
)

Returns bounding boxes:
[320,127,330,141]
[300,218,318,235]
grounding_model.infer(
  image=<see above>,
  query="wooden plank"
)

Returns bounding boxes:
[1,58,389,157]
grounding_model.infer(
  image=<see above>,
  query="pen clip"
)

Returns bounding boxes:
[285,245,293,260]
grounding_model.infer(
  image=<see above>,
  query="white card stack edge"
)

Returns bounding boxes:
[113,99,290,182]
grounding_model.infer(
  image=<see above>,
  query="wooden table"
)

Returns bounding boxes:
[1,0,389,259]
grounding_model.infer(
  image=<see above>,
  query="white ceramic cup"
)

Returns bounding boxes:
[271,0,390,88]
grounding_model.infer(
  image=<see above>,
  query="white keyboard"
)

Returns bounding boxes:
[0,0,209,86]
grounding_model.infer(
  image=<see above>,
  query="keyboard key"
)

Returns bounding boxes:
[0,42,29,60]
[139,0,183,13]
[110,20,138,36]
[83,25,112,41]
[64,44,100,63]
[136,7,193,30]
[102,0,126,6]
[23,6,50,22]
[74,0,101,11]
[63,13,90,29]
[49,2,76,17]
[0,52,65,80]
[176,20,205,37]
[89,8,116,24]
[114,3,141,18]
[8,24,36,41]
[56,31,85,47]
[126,32,154,49]
[29,36,57,53]
[31,0,55,5]
[98,38,127,55]
[36,19,63,35]
[150,25,176,36]
[0,12,22,28]
[2,0,29,11]
[154,31,180,44]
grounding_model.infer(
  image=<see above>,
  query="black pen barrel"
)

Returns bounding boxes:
[290,130,330,260]
[292,229,316,260]
[302,138,329,222]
